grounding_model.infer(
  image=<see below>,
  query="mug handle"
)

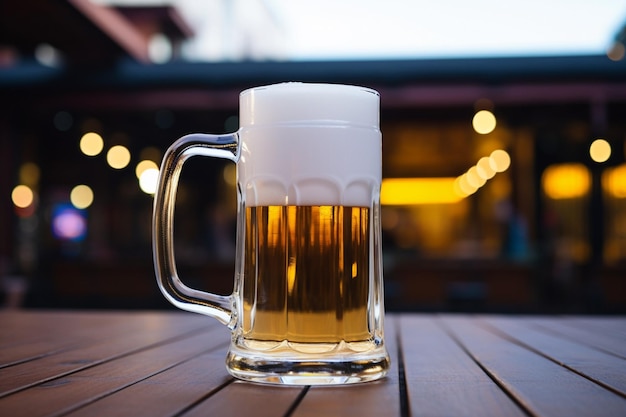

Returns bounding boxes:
[153,133,239,326]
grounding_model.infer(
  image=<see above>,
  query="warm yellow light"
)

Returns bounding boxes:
[71,185,94,209]
[135,160,159,179]
[454,175,477,197]
[589,138,611,163]
[107,145,131,169]
[139,168,159,194]
[603,164,626,198]
[80,132,104,156]
[19,163,40,186]
[466,166,486,188]
[381,178,463,205]
[472,110,496,134]
[476,156,496,180]
[11,185,34,208]
[489,149,511,172]
[542,163,591,199]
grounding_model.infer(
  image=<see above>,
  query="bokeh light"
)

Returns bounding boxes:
[542,163,591,199]
[34,43,61,67]
[52,204,87,241]
[466,166,486,188]
[224,115,239,132]
[489,149,511,172]
[135,160,159,179]
[381,178,462,205]
[607,41,625,61]
[603,164,626,198]
[19,163,40,186]
[476,156,496,180]
[454,150,510,198]
[139,168,160,194]
[53,111,73,131]
[80,132,104,156]
[70,185,94,209]
[472,110,497,134]
[148,33,173,64]
[454,174,478,197]
[589,138,611,163]
[107,145,131,169]
[11,185,34,208]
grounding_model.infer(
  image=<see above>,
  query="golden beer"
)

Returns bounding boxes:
[242,205,371,343]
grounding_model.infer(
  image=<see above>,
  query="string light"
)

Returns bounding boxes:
[107,145,131,169]
[472,110,496,134]
[11,185,34,209]
[589,138,611,163]
[80,132,104,156]
[71,185,94,209]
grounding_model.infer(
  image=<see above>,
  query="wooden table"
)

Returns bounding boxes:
[1,310,625,417]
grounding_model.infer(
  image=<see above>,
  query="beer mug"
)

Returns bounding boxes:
[153,83,389,385]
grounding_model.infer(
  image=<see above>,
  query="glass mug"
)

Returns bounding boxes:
[153,83,389,385]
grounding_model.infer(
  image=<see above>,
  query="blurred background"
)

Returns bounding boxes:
[1,0,626,313]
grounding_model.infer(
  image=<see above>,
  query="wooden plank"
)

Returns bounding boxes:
[442,316,626,417]
[0,311,208,367]
[291,316,401,417]
[565,317,626,338]
[554,316,626,340]
[0,311,137,367]
[482,316,626,396]
[399,315,525,417]
[0,312,217,396]
[0,340,75,370]
[1,311,625,417]
[182,380,305,417]
[529,317,626,359]
[63,351,233,417]
[0,322,229,417]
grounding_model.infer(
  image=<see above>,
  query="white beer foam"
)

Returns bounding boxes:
[240,83,379,128]
[237,84,381,207]
[239,127,381,206]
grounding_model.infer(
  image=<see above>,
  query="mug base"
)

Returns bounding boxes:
[225,346,390,385]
